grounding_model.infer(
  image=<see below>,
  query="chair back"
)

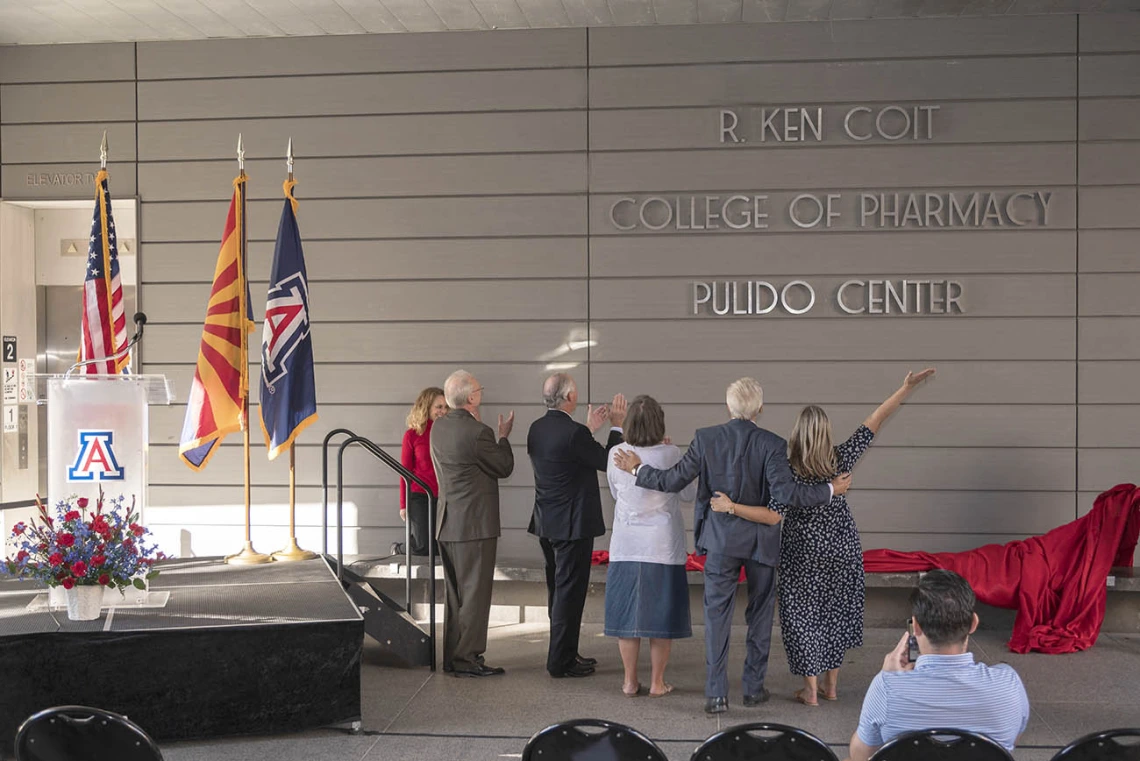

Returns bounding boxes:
[1051,729,1140,761]
[14,705,164,761]
[522,719,668,761]
[870,729,1014,761]
[691,722,838,761]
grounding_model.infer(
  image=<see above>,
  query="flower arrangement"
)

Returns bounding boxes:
[3,490,165,592]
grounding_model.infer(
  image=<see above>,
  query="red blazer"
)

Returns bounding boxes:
[400,419,439,510]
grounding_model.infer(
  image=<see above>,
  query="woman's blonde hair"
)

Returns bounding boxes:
[787,405,837,481]
[406,386,445,435]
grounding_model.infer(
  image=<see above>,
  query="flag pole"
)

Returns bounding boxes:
[227,133,272,565]
[274,138,317,562]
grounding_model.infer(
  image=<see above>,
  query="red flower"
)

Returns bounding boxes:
[97,574,110,586]
[71,561,88,576]
[48,553,64,566]
[12,522,25,535]
[61,577,75,590]
[92,555,106,567]
[76,497,89,509]
[129,523,145,537]
[123,537,134,549]
[64,511,81,522]
[57,533,75,548]
[16,550,28,562]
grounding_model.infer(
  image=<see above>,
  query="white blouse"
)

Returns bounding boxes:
[606,444,698,566]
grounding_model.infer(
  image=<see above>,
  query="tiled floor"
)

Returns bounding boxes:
[161,624,1140,761]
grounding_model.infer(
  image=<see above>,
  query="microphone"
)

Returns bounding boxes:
[132,312,147,341]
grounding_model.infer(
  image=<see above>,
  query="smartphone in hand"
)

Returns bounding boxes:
[906,618,920,663]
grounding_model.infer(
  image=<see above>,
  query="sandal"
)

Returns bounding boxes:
[793,688,819,707]
[817,688,838,701]
[623,683,642,698]
[649,683,674,698]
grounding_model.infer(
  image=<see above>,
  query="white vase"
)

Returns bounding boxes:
[66,585,103,621]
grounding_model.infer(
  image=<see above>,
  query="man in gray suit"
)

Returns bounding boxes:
[430,369,515,677]
[615,378,851,713]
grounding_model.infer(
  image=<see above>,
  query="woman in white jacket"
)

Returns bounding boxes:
[604,395,697,698]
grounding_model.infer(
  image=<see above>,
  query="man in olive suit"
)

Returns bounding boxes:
[430,369,515,677]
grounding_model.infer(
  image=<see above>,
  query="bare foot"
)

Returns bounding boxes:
[623,682,642,697]
[793,688,819,707]
[649,683,674,698]
[817,687,838,701]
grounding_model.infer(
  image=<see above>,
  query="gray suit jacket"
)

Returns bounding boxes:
[430,408,515,542]
[636,418,830,565]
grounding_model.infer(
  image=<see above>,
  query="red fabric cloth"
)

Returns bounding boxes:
[399,420,439,511]
[863,483,1140,655]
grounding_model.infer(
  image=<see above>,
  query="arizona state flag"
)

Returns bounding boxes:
[259,179,318,460]
[179,175,256,470]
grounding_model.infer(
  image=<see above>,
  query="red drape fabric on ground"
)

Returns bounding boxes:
[863,483,1140,654]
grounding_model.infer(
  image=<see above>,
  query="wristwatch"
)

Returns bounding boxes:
[728,502,736,516]
[631,464,641,476]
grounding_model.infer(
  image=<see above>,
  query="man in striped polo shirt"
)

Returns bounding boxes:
[847,570,1030,761]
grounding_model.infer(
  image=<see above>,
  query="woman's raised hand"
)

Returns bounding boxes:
[904,368,936,389]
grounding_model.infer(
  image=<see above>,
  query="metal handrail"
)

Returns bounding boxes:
[334,434,437,672]
[321,428,357,557]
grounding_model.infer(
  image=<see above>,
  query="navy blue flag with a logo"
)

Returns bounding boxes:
[259,180,318,459]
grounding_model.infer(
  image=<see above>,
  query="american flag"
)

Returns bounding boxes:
[79,168,128,374]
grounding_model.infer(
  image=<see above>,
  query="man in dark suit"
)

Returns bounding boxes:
[615,378,851,714]
[430,369,515,677]
[527,373,627,678]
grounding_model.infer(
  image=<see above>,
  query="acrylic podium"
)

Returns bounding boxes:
[33,373,174,519]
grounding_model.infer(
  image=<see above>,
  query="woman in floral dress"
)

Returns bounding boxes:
[709,369,935,706]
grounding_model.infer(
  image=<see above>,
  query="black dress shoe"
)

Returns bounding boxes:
[550,662,595,678]
[451,664,505,678]
[743,688,771,706]
[575,654,598,667]
[705,696,728,714]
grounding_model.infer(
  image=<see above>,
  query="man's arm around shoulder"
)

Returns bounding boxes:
[635,432,702,494]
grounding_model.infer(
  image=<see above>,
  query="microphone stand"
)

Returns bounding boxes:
[66,314,146,378]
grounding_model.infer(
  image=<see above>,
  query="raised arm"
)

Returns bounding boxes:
[864,368,935,434]
[709,491,781,525]
[474,424,514,479]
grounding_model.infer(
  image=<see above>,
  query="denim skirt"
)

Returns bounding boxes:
[604,561,692,639]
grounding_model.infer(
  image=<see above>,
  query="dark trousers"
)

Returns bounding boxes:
[703,552,776,698]
[439,537,497,670]
[540,536,593,675]
[405,492,437,557]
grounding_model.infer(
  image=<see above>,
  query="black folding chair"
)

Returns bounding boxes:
[522,718,668,761]
[869,728,1014,761]
[691,722,838,761]
[1051,729,1140,761]
[14,705,164,761]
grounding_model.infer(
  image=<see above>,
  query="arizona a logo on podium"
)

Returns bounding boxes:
[68,430,125,482]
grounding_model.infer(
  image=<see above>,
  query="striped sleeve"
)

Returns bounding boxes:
[857,672,890,747]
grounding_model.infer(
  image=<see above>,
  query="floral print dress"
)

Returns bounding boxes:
[769,425,874,676]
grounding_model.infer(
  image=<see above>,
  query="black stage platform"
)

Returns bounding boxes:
[0,557,363,752]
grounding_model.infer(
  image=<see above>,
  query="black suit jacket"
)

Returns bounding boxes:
[526,410,623,541]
